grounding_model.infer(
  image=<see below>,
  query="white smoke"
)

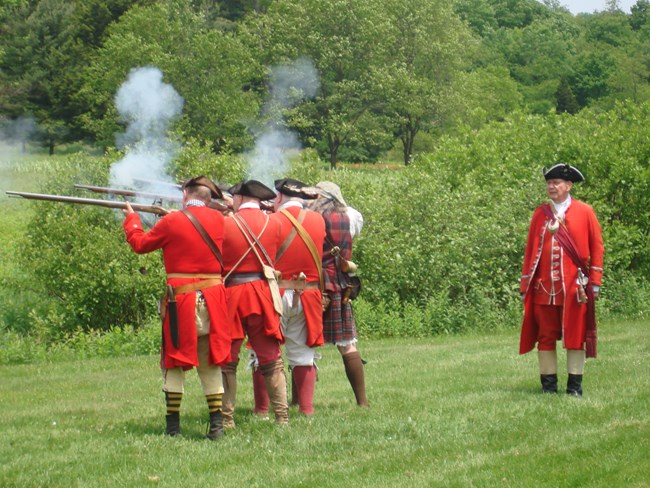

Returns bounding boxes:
[246,57,320,185]
[0,116,37,164]
[109,67,184,192]
[0,116,38,199]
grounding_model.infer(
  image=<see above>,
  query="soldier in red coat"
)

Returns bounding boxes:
[220,180,288,426]
[123,176,230,439]
[269,178,325,416]
[519,164,604,396]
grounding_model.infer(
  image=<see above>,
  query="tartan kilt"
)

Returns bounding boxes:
[323,291,357,344]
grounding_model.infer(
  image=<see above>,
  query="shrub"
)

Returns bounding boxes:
[7,101,650,348]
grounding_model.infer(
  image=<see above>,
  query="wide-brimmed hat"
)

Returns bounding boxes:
[274,178,319,200]
[228,180,276,201]
[182,175,222,199]
[315,181,347,206]
[543,164,585,183]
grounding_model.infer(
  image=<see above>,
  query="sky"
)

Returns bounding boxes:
[555,0,636,14]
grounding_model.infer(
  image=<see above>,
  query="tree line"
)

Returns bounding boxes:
[2,0,650,166]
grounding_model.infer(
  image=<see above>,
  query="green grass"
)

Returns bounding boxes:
[1,319,648,487]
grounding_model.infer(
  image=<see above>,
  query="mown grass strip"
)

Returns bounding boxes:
[0,319,648,487]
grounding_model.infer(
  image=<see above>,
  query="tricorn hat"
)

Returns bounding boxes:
[274,178,319,200]
[182,175,222,199]
[543,164,585,183]
[228,180,276,201]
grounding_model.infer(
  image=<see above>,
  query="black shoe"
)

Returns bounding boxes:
[540,374,558,394]
[566,374,583,397]
[206,411,224,441]
[165,412,180,436]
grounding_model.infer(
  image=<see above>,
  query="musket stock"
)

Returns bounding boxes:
[6,191,169,216]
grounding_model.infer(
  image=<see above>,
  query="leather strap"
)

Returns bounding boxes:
[231,214,273,269]
[279,209,324,291]
[276,210,305,263]
[233,213,274,266]
[181,209,223,268]
[225,272,265,287]
[167,273,222,279]
[173,278,223,295]
[278,279,320,290]
[542,203,597,357]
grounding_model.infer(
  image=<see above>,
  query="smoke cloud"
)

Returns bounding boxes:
[109,67,184,192]
[246,57,320,185]
[0,116,37,164]
[0,116,38,198]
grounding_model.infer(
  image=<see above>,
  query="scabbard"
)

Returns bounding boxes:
[166,284,179,349]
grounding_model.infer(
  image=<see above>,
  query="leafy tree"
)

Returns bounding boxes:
[569,51,614,106]
[488,15,580,113]
[78,0,261,153]
[630,0,650,30]
[580,9,634,47]
[555,77,580,113]
[455,66,524,129]
[0,0,144,152]
[488,0,550,28]
[380,0,477,165]
[212,0,270,20]
[455,0,499,36]
[245,0,396,168]
[603,42,650,106]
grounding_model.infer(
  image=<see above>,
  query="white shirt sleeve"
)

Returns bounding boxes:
[347,207,364,238]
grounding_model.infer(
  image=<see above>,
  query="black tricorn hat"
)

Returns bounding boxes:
[228,180,276,201]
[543,164,585,183]
[182,175,222,199]
[274,178,319,200]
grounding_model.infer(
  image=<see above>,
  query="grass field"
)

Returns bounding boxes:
[1,319,648,487]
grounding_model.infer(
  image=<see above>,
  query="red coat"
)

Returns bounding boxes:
[271,205,326,348]
[123,207,231,369]
[519,199,604,353]
[223,207,282,341]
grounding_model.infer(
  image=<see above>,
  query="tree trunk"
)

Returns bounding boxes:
[402,117,420,166]
[329,151,337,169]
[328,134,339,169]
[402,130,417,165]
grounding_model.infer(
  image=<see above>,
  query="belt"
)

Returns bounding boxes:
[167,273,222,279]
[278,279,320,290]
[225,272,265,288]
[166,274,223,295]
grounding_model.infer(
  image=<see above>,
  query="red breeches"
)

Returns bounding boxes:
[242,314,282,366]
[533,304,563,350]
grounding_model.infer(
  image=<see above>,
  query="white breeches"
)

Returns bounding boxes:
[281,290,316,367]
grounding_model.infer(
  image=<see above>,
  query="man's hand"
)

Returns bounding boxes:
[122,200,135,217]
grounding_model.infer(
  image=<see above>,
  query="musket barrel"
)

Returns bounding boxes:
[132,178,182,191]
[74,184,233,212]
[74,184,183,202]
[6,191,168,215]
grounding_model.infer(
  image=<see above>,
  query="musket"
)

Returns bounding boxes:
[75,183,233,213]
[131,178,182,191]
[74,184,183,204]
[6,191,169,216]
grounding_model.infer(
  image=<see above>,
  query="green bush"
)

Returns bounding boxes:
[6,100,650,348]
[318,103,650,336]
[0,321,160,365]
